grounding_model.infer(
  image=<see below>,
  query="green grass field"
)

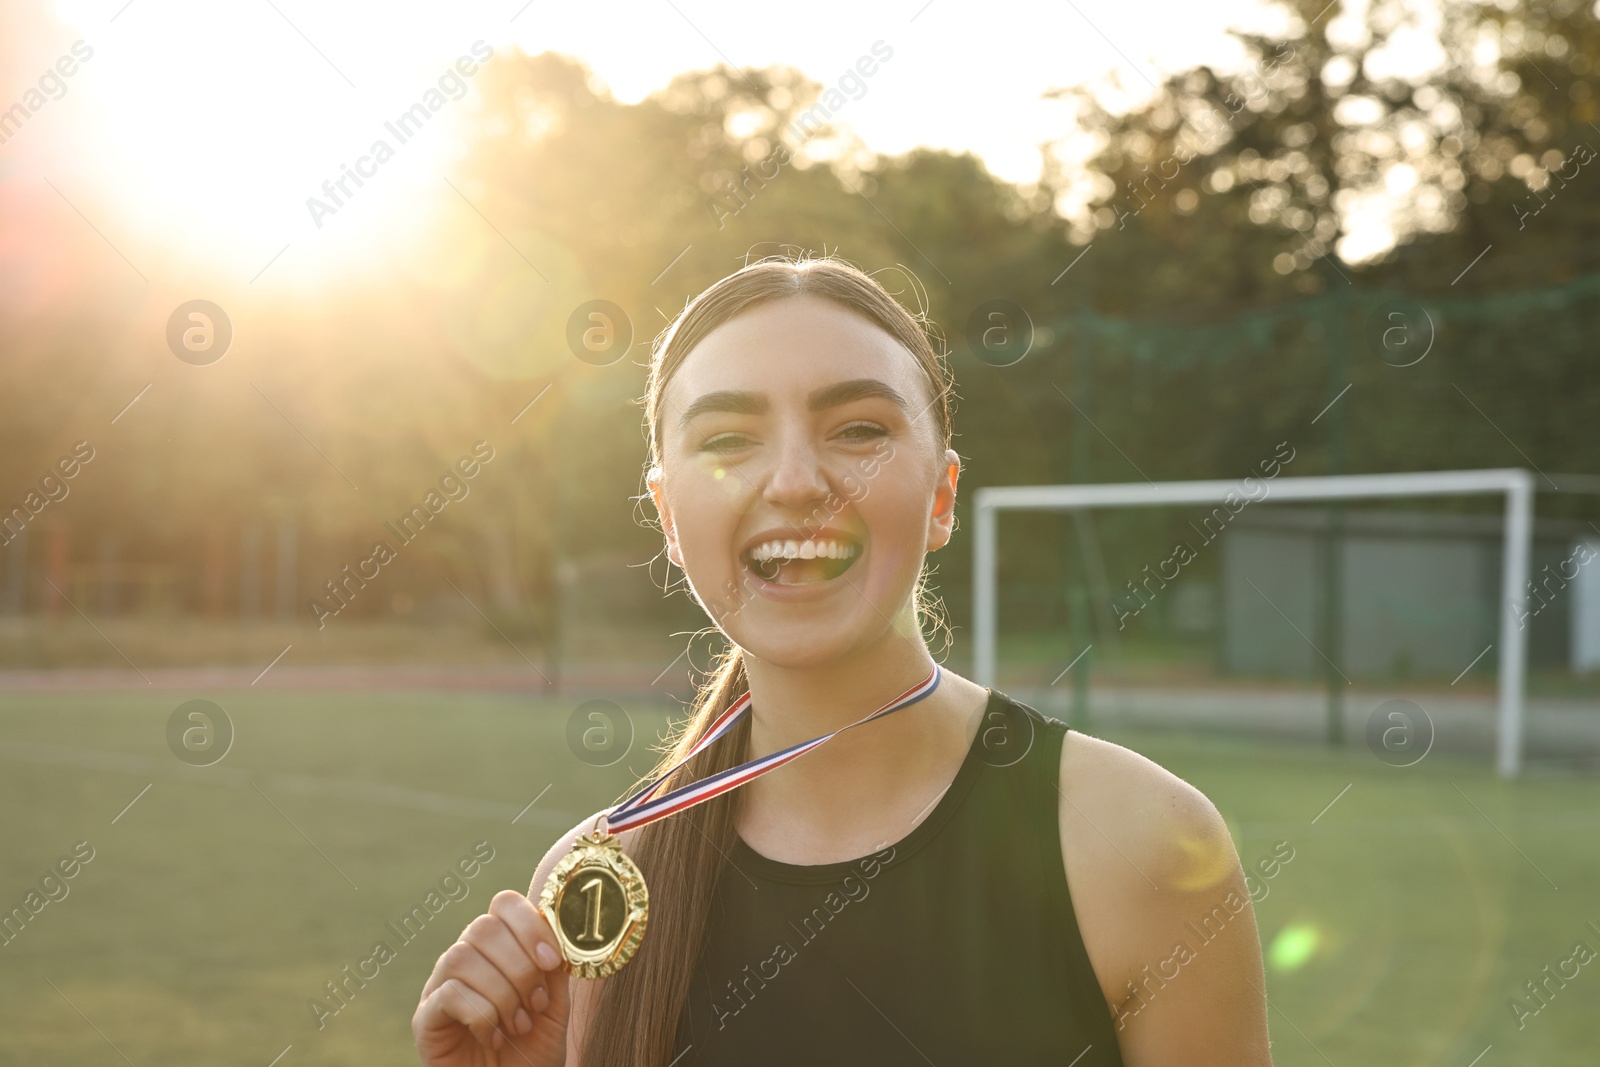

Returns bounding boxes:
[1,689,1596,1066]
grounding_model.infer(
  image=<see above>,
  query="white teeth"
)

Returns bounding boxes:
[745,538,861,563]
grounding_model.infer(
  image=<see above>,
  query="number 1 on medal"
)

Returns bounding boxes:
[577,875,604,943]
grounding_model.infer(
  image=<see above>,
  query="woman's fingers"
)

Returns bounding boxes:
[489,895,566,979]
[415,976,506,1053]
[463,912,546,1026]
[540,945,572,1025]
[415,891,574,1067]
[486,890,571,1020]
[490,890,562,971]
[436,940,530,1041]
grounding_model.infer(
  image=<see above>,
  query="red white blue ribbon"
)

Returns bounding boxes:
[602,662,943,834]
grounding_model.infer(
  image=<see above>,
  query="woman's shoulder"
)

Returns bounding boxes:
[966,683,1231,881]
[1052,726,1253,1020]
[1058,728,1234,883]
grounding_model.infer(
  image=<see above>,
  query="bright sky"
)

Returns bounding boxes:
[524,0,1297,181]
[3,0,1445,294]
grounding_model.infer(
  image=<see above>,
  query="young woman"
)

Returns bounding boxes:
[414,257,1273,1066]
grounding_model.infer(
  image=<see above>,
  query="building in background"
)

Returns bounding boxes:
[1223,509,1600,680]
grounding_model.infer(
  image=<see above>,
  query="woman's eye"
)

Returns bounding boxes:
[837,422,888,441]
[700,434,750,454]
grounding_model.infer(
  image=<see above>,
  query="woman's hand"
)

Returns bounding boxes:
[414,889,572,1067]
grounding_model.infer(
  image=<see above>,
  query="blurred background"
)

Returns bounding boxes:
[2,0,1598,1063]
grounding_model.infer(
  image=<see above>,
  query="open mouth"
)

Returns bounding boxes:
[741,535,863,586]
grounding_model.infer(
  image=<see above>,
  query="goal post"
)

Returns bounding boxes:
[972,469,1539,778]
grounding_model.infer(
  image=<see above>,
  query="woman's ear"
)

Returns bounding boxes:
[927,449,960,552]
[647,466,684,567]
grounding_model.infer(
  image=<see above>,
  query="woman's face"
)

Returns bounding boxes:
[650,294,959,669]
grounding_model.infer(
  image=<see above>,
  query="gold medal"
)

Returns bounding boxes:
[537,830,649,978]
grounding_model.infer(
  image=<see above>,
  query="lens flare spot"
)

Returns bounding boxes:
[1166,831,1236,892]
[1267,924,1321,972]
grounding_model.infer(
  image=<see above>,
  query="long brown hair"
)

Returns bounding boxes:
[581,255,955,1066]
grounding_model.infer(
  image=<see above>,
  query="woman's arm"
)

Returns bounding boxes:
[1059,732,1273,1066]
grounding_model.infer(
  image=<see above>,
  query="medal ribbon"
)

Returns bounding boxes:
[602,662,943,834]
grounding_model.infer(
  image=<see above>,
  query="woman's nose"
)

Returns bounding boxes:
[762,435,831,509]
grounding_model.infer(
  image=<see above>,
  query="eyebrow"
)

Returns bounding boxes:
[809,378,909,413]
[678,378,909,429]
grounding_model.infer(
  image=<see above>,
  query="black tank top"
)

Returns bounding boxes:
[672,688,1126,1066]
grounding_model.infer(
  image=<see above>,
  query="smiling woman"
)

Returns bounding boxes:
[414,256,1273,1067]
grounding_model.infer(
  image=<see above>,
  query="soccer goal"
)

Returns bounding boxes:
[971,468,1575,779]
